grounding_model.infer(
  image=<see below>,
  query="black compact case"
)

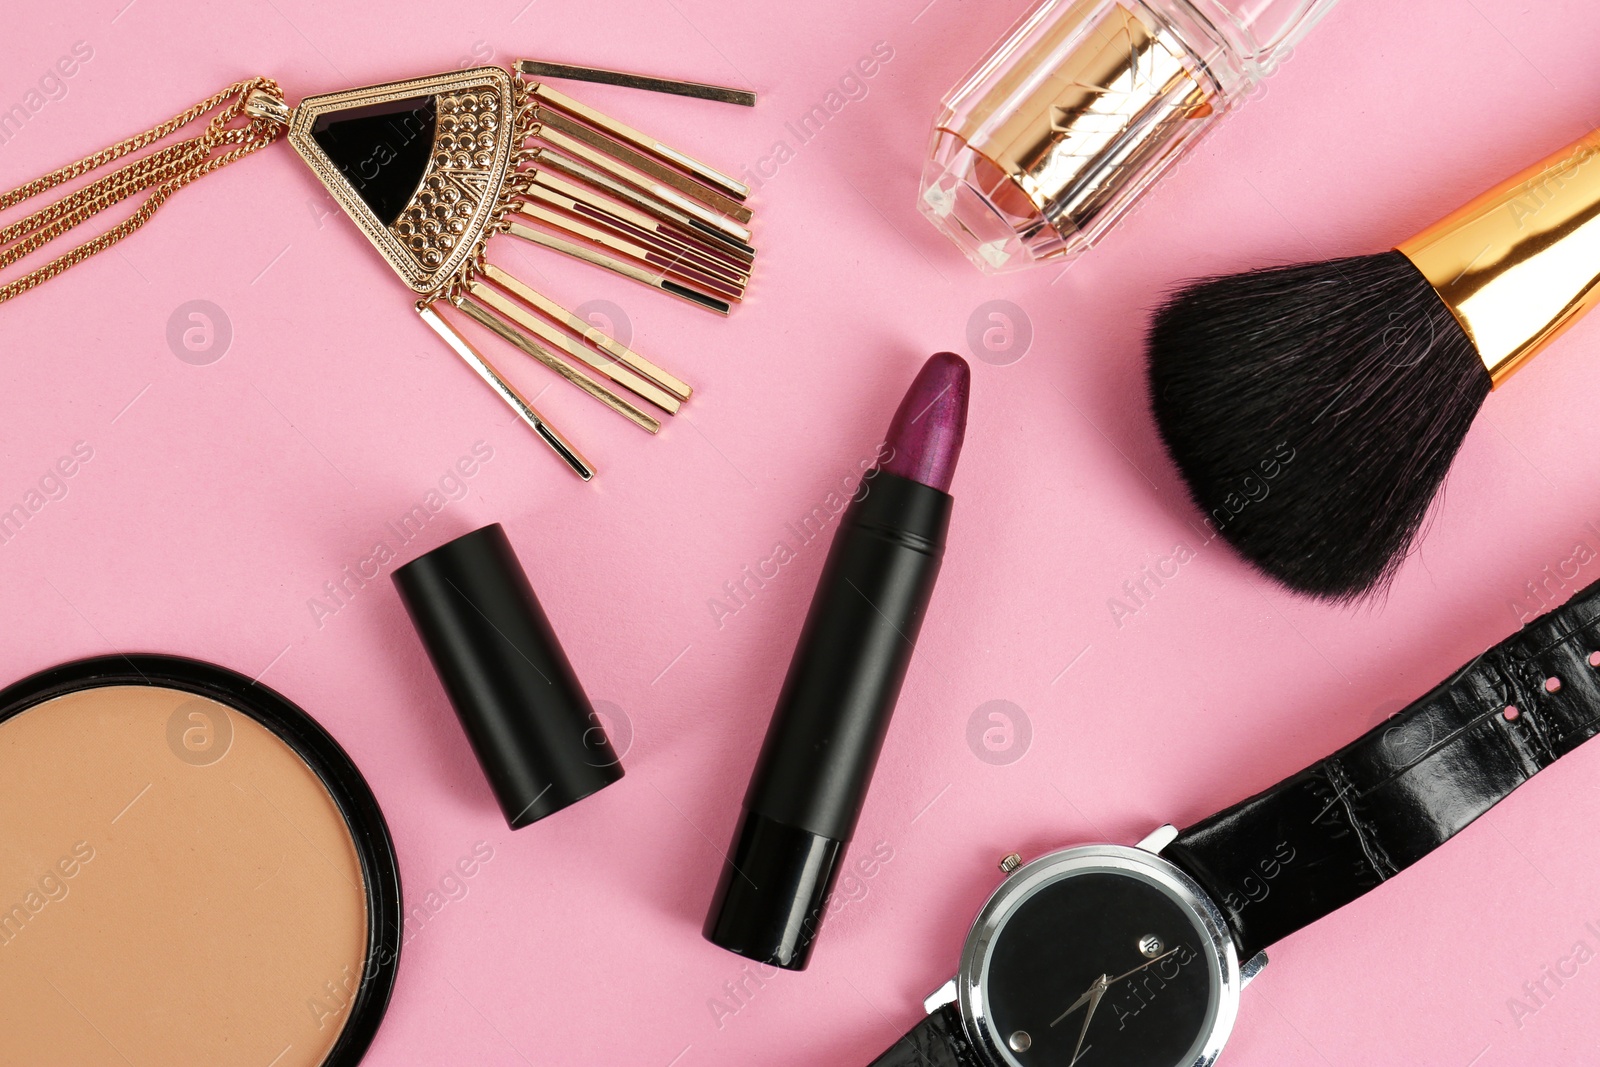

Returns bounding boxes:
[393,523,623,829]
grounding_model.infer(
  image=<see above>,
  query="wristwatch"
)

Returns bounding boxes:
[869,579,1600,1067]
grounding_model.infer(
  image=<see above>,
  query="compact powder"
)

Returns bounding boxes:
[0,659,400,1067]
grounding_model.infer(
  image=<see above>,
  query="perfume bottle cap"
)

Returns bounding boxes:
[920,0,1338,273]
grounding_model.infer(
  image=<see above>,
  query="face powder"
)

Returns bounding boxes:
[0,656,400,1066]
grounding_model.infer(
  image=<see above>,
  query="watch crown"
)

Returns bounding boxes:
[998,852,1023,874]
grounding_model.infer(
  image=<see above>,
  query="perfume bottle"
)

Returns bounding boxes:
[919,0,1340,273]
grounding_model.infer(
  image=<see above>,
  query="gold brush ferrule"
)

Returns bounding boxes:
[1398,128,1600,387]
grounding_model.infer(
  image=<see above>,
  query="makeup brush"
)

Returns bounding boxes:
[1147,127,1600,601]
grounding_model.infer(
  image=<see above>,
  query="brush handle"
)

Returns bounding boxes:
[1165,575,1600,961]
[1398,127,1600,386]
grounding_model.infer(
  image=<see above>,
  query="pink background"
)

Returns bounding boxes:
[5,0,1600,1064]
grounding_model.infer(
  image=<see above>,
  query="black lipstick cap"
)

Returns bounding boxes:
[393,524,622,829]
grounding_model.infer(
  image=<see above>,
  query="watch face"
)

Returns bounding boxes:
[959,846,1237,1067]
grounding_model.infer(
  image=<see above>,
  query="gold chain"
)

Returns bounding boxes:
[0,77,286,305]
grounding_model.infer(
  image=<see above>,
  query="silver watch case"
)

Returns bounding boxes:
[954,843,1242,1067]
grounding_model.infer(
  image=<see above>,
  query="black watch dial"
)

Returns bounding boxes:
[978,867,1221,1067]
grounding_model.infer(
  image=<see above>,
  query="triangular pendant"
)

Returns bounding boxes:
[287,66,524,295]
[274,60,761,478]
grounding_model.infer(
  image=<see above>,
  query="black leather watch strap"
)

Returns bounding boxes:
[868,1003,987,1067]
[1165,577,1600,962]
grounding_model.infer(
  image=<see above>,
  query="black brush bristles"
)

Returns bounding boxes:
[1146,250,1491,602]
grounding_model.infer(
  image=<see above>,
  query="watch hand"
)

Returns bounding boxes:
[1105,946,1180,986]
[1044,946,1181,1065]
[1067,978,1107,1067]
[1048,975,1104,1028]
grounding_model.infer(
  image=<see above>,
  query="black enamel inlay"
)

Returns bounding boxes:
[310,95,438,227]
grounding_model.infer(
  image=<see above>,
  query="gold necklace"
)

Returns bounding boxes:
[0,77,283,304]
[0,63,758,481]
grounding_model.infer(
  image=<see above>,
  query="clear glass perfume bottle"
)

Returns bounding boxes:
[920,0,1340,273]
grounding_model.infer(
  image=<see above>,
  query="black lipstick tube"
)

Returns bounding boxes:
[704,470,952,970]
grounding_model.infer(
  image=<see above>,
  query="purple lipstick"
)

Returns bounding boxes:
[705,354,969,970]
[882,351,969,493]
